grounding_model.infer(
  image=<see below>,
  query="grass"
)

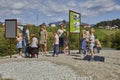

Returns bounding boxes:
[94,29,105,40]
[100,29,117,35]
[94,29,117,40]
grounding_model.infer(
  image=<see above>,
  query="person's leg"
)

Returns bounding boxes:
[23,39,27,57]
[61,38,64,53]
[89,45,94,61]
[41,44,44,56]
[43,43,47,54]
[31,47,35,58]
[18,48,20,56]
[35,48,38,58]
[90,49,94,58]
[97,47,101,53]
[53,45,56,57]
[59,37,63,53]
[18,48,22,58]
[19,48,23,57]
[23,38,28,57]
[56,44,59,56]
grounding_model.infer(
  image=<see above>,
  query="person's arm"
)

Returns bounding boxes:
[82,34,86,39]
[31,38,34,46]
[57,29,60,36]
[16,37,20,42]
[17,26,23,32]
[54,36,56,45]
[36,38,38,44]
[97,39,102,47]
[26,29,30,43]
[45,31,47,40]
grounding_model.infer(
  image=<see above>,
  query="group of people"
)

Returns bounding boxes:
[16,24,47,58]
[80,28,102,61]
[53,23,69,56]
[16,23,101,61]
[16,23,68,58]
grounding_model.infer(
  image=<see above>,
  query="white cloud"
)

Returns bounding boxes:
[50,17,64,22]
[11,2,25,9]
[12,10,22,14]
[67,1,76,7]
[77,0,120,16]
[0,0,120,22]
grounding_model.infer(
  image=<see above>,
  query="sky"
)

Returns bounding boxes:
[0,0,120,25]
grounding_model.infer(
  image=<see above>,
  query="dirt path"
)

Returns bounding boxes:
[0,50,120,80]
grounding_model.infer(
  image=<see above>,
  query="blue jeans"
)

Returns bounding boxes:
[23,38,28,57]
[59,37,64,48]
[53,44,59,55]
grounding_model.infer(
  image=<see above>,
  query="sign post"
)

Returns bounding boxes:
[69,10,81,54]
[5,19,17,58]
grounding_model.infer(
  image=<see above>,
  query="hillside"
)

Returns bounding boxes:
[95,18,120,28]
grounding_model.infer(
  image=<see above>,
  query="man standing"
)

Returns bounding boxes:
[57,23,66,53]
[17,25,30,58]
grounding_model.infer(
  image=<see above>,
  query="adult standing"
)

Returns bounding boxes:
[57,23,66,53]
[39,24,47,56]
[17,25,30,58]
[88,28,95,61]
[81,30,87,55]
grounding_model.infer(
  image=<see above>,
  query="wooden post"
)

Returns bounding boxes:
[68,11,71,55]
[10,39,12,58]
[5,19,17,58]
[69,10,81,55]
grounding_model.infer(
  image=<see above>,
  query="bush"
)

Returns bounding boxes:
[111,31,120,50]
[70,34,80,50]
[0,25,119,57]
[102,34,111,48]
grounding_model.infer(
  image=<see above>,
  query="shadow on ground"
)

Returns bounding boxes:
[73,55,105,62]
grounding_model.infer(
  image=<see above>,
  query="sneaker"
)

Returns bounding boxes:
[56,55,58,57]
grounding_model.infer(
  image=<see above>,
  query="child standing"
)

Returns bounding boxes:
[81,30,87,55]
[31,34,38,58]
[16,33,23,58]
[53,32,59,57]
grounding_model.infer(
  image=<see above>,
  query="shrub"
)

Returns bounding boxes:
[102,34,111,48]
[111,31,120,50]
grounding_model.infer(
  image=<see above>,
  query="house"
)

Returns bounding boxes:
[50,23,56,27]
[83,24,91,28]
[104,26,110,29]
[111,25,118,29]
[81,23,91,28]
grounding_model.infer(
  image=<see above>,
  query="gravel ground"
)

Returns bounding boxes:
[0,61,81,80]
[0,50,120,80]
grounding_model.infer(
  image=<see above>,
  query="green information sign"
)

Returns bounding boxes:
[69,10,81,33]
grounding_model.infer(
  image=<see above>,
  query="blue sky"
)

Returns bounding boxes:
[0,0,120,25]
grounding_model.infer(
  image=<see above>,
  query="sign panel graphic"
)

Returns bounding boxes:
[69,10,81,33]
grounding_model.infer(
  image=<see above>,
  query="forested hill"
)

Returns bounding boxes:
[95,18,120,28]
